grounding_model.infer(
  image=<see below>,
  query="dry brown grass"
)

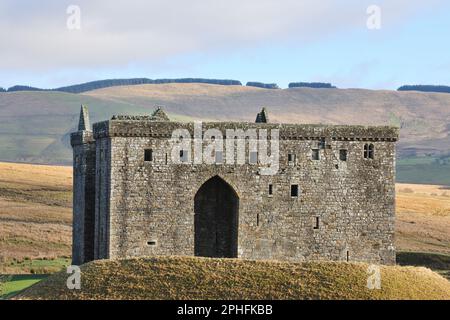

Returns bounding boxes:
[16,256,450,300]
[396,183,450,254]
[0,162,72,273]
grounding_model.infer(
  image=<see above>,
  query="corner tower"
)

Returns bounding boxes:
[70,105,96,265]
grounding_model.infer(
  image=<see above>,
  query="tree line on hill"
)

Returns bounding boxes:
[0,78,344,94]
[246,82,280,89]
[289,82,337,89]
[1,78,243,94]
[397,85,450,94]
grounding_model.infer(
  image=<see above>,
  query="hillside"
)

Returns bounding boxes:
[0,162,72,274]
[16,256,450,300]
[0,83,450,183]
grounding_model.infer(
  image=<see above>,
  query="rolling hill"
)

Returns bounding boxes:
[0,83,449,183]
[15,256,450,300]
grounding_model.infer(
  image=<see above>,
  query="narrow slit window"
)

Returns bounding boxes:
[368,144,374,159]
[268,184,273,196]
[339,149,347,161]
[144,149,153,162]
[312,149,320,161]
[291,184,299,197]
[314,217,320,229]
[256,213,260,226]
[364,144,369,159]
[346,250,350,262]
[147,240,157,246]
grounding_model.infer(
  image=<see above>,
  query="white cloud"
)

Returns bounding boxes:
[0,0,444,71]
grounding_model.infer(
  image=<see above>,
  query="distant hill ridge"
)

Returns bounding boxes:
[2,78,345,94]
[3,78,243,94]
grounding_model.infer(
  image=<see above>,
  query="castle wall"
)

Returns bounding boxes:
[94,137,112,260]
[71,131,96,265]
[92,121,397,265]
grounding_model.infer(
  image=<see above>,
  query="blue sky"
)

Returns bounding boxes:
[1,0,449,90]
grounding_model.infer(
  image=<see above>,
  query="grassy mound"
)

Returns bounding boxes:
[16,256,450,300]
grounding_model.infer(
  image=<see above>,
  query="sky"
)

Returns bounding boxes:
[1,0,450,90]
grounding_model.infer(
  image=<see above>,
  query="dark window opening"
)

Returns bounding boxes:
[165,153,168,165]
[346,250,350,262]
[250,151,258,164]
[256,213,260,226]
[368,144,374,159]
[147,240,157,246]
[144,149,153,162]
[288,153,295,163]
[291,185,299,197]
[314,217,320,229]
[340,149,347,161]
[312,149,320,161]
[268,184,273,195]
[364,144,375,159]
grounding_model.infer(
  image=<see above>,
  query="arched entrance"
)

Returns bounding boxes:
[194,176,239,258]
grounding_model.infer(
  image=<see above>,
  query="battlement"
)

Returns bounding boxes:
[93,119,399,141]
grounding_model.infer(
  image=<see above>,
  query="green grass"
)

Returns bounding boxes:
[397,155,450,186]
[4,257,71,275]
[0,274,47,300]
[15,256,450,300]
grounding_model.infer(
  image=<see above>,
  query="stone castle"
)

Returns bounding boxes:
[71,105,399,266]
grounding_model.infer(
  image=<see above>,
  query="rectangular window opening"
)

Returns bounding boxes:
[339,149,348,161]
[256,213,260,227]
[268,184,273,195]
[346,250,350,262]
[288,153,295,163]
[291,184,299,197]
[144,149,153,162]
[312,149,320,161]
[147,240,157,246]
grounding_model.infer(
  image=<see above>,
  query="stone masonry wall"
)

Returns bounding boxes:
[91,120,398,265]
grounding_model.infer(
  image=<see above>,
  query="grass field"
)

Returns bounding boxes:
[0,274,48,300]
[0,162,72,274]
[15,256,450,300]
[396,183,450,255]
[0,162,449,298]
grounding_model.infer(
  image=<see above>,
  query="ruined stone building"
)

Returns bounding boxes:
[71,105,399,266]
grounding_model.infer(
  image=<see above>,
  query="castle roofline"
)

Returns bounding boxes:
[92,119,399,142]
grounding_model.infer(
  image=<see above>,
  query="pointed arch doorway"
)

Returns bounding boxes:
[194,176,239,258]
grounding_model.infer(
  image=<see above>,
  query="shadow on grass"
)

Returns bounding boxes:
[397,251,450,280]
[0,274,48,300]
